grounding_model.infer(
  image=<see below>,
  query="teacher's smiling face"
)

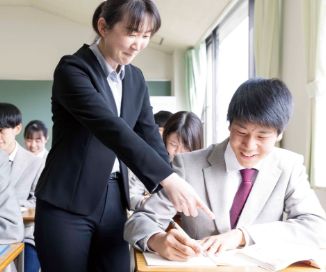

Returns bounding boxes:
[97,14,153,70]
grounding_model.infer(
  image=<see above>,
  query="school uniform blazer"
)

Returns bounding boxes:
[124,139,326,250]
[0,150,24,244]
[36,44,172,215]
[10,143,43,246]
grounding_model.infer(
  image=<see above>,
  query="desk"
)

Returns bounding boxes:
[22,208,35,224]
[0,243,24,272]
[134,250,324,272]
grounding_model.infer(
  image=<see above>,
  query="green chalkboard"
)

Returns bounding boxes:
[0,80,52,149]
[147,81,171,96]
[0,80,171,148]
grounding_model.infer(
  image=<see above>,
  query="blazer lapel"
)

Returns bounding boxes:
[82,45,118,116]
[237,153,281,227]
[203,140,231,233]
[120,65,133,121]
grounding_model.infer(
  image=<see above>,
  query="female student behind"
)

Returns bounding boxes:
[34,1,213,271]
[24,120,49,159]
[130,111,204,210]
[163,111,203,161]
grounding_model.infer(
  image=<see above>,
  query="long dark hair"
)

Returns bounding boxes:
[163,111,203,152]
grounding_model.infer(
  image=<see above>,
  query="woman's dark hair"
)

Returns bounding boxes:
[0,103,22,128]
[163,111,203,152]
[24,120,48,139]
[92,0,161,37]
[227,78,293,135]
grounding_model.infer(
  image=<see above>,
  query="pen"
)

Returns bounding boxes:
[169,219,190,238]
[169,219,206,256]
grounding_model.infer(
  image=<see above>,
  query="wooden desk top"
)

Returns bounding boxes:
[0,243,24,271]
[134,250,324,272]
[22,207,35,224]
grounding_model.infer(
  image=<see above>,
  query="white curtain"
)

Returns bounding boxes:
[185,43,207,118]
[254,0,282,78]
[303,0,326,186]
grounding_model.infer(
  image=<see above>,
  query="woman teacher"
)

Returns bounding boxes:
[34,1,213,271]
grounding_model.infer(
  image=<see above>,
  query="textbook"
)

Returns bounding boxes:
[143,243,326,271]
[0,244,10,256]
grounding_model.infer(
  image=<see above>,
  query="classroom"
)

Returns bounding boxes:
[0,0,326,271]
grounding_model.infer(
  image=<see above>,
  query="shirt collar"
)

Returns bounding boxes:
[224,141,263,172]
[89,42,125,82]
[8,141,18,162]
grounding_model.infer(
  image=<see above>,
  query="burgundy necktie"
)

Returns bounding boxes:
[230,168,258,229]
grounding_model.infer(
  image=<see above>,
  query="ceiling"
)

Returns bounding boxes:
[0,0,232,52]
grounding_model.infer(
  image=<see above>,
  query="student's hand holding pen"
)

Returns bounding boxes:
[147,220,203,261]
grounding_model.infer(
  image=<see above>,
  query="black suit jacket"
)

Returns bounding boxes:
[36,44,172,215]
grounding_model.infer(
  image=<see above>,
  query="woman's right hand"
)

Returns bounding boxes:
[148,229,201,261]
[160,173,215,219]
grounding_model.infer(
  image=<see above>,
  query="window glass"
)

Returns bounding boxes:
[204,0,252,145]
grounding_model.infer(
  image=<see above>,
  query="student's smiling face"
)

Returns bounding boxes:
[229,121,279,168]
[24,131,48,155]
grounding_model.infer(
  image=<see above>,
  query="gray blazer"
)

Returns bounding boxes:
[0,150,24,244]
[124,139,326,250]
[129,169,149,210]
[10,143,43,245]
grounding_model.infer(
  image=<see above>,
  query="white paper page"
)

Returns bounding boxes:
[240,244,325,271]
[143,252,216,267]
[209,250,259,267]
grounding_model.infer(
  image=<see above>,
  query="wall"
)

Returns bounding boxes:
[0,6,177,81]
[132,47,173,81]
[0,6,94,80]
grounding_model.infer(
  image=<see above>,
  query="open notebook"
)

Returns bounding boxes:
[0,244,10,256]
[143,244,325,271]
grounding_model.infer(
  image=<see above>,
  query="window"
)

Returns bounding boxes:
[204,0,254,146]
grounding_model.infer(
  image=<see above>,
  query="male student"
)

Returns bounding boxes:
[0,103,43,272]
[0,149,24,244]
[124,78,326,260]
[154,110,173,136]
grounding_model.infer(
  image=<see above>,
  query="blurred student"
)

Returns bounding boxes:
[129,111,203,210]
[125,78,326,260]
[0,103,43,272]
[0,149,24,244]
[154,110,172,136]
[24,120,49,159]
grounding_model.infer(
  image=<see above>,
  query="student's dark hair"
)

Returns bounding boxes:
[227,78,293,135]
[163,111,203,152]
[24,120,48,139]
[92,0,161,37]
[154,110,173,127]
[0,103,22,128]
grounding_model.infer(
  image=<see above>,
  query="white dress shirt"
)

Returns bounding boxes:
[89,41,125,173]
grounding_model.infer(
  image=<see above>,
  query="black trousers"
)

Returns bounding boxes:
[34,178,130,272]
